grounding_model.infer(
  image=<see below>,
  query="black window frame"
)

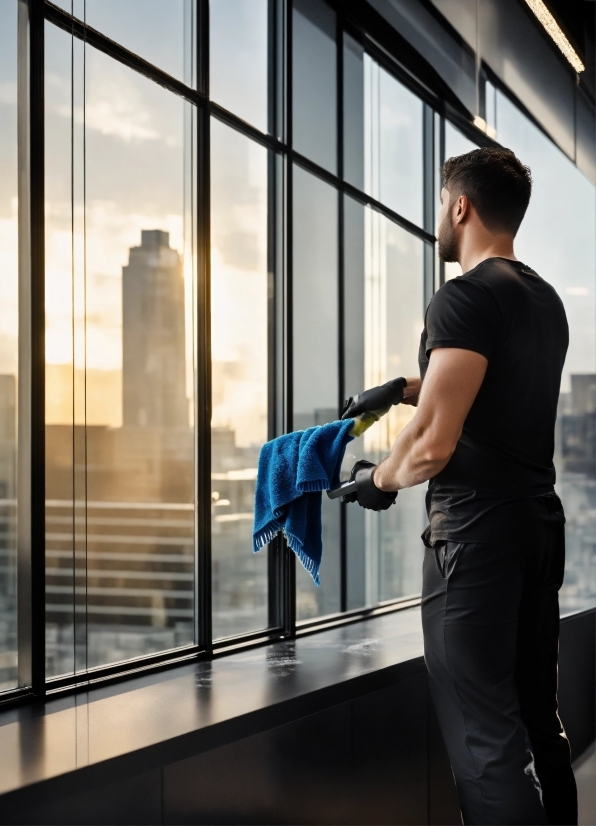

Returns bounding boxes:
[2,0,497,706]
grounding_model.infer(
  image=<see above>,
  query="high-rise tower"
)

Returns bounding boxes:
[122,230,188,428]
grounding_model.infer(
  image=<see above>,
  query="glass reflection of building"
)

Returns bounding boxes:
[123,230,188,429]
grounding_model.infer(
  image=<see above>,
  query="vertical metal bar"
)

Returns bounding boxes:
[422,104,435,309]
[266,0,280,630]
[196,0,212,652]
[337,18,347,615]
[17,0,45,694]
[283,0,296,636]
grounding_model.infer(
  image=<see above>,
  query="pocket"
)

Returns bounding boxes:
[434,541,462,579]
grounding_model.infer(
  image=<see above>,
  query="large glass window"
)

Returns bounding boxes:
[210,0,269,133]
[12,0,595,696]
[492,93,596,613]
[0,0,18,691]
[45,24,197,677]
[292,165,340,619]
[343,200,425,607]
[210,118,269,639]
[344,44,424,228]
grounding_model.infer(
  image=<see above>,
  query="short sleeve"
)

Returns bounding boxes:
[424,276,501,360]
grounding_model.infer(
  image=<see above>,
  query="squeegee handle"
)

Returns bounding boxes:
[326,480,357,500]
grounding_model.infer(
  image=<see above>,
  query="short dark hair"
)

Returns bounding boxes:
[443,146,532,236]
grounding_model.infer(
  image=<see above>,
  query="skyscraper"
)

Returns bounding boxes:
[122,230,188,428]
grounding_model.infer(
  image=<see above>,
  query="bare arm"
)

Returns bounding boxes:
[373,348,488,491]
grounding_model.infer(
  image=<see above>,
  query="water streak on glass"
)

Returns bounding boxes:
[493,92,596,613]
[45,25,197,677]
[210,0,268,133]
[292,0,337,174]
[210,118,269,640]
[292,165,340,619]
[0,0,19,692]
[51,0,195,87]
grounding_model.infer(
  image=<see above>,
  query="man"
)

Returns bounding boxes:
[343,147,577,825]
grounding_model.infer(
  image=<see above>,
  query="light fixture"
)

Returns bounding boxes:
[524,0,585,73]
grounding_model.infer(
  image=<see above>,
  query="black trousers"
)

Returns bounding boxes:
[421,521,577,826]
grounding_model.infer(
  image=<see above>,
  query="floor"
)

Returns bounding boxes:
[576,745,596,825]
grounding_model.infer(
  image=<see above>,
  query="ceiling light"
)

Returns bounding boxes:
[524,0,585,73]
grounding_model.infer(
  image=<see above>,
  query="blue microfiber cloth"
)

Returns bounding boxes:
[253,419,355,586]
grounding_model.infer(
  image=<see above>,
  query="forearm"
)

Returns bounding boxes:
[373,418,453,491]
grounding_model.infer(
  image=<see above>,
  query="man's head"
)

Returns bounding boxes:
[437,146,532,263]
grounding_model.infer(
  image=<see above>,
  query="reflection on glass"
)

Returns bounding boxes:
[293,165,340,619]
[0,1,18,691]
[343,203,425,606]
[443,122,478,280]
[364,55,423,227]
[494,92,596,613]
[210,119,269,639]
[210,0,268,133]
[53,0,194,85]
[45,25,196,677]
[292,0,337,173]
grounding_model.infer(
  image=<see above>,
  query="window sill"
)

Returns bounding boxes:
[0,606,427,801]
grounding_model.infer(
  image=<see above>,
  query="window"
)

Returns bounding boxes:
[0,0,18,691]
[292,165,340,619]
[45,24,197,676]
[5,0,592,701]
[343,200,426,607]
[491,92,596,613]
[210,0,269,133]
[210,119,269,639]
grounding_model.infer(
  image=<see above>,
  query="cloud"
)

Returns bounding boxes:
[57,97,159,143]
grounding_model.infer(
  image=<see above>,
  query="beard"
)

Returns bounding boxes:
[437,210,459,263]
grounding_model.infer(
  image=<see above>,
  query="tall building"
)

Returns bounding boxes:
[122,230,188,428]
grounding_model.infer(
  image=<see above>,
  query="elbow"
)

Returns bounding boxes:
[421,439,456,468]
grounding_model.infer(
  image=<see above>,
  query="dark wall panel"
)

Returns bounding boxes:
[164,674,442,826]
[350,675,429,825]
[164,703,353,825]
[0,769,162,826]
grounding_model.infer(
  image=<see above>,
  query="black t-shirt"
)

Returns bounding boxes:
[419,257,569,544]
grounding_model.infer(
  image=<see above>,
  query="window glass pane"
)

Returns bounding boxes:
[363,55,423,227]
[292,0,337,174]
[0,0,18,691]
[45,24,197,677]
[494,92,596,613]
[343,196,365,609]
[293,165,340,619]
[443,122,478,280]
[343,202,425,605]
[210,0,268,133]
[343,33,364,191]
[210,119,269,639]
[52,0,194,86]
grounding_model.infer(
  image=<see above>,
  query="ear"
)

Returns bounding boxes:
[452,195,469,225]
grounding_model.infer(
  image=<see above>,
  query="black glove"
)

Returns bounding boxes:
[343,460,397,511]
[341,377,406,420]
